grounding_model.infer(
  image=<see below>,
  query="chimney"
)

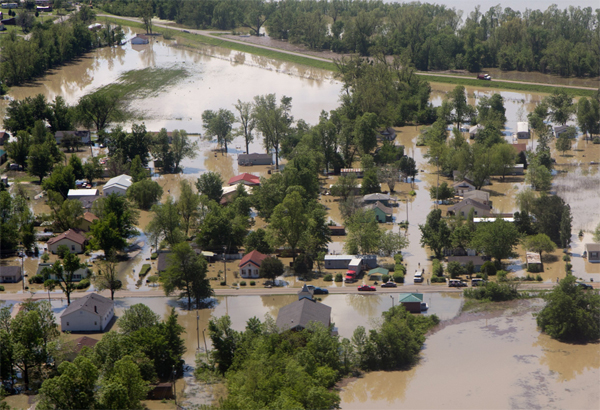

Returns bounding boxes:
[94,305,97,313]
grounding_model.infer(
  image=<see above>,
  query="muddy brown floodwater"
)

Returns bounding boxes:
[339,300,600,410]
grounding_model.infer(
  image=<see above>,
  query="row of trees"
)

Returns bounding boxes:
[101,0,599,77]
[200,306,439,409]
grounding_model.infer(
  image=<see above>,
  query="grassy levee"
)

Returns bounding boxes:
[100,16,337,71]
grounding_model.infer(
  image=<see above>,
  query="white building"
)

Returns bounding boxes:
[516,122,530,139]
[103,174,132,197]
[68,189,99,209]
[60,293,115,332]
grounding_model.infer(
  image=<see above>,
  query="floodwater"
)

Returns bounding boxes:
[340,300,600,409]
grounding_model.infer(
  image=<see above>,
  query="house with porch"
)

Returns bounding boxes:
[239,250,267,279]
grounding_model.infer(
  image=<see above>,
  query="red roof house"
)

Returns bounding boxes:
[47,229,87,254]
[228,173,260,186]
[239,250,268,279]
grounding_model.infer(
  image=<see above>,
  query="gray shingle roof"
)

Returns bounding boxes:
[276,298,331,332]
[448,198,490,212]
[60,293,113,319]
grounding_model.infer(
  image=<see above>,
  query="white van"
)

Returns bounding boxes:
[414,271,423,283]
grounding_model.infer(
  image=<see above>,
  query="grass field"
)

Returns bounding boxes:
[95,66,189,100]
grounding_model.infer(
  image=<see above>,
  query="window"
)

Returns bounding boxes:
[71,245,75,251]
[94,322,97,325]
[67,322,69,326]
[74,274,81,280]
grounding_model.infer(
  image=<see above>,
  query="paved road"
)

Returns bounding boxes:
[99,14,599,92]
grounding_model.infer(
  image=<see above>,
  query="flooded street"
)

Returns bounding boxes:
[340,300,600,409]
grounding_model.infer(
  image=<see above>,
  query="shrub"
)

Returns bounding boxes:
[431,275,446,283]
[250,281,256,286]
[565,263,573,271]
[463,282,519,301]
[57,245,70,259]
[151,252,158,260]
[497,270,508,282]
[394,254,404,264]
[393,272,404,283]
[240,281,247,286]
[481,261,497,276]
[220,281,226,286]
[29,274,44,284]
[381,274,390,283]
[0,285,4,291]
[536,274,543,281]
[431,259,443,277]
[76,278,91,289]
[395,263,406,275]
[139,264,151,277]
[334,273,343,282]
[323,274,333,281]
[562,254,571,262]
[232,282,238,287]
[593,137,600,144]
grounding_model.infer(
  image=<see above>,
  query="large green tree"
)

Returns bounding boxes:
[470,219,520,264]
[171,129,198,172]
[202,109,235,154]
[345,209,383,255]
[127,179,163,210]
[77,91,123,133]
[44,253,86,305]
[195,172,224,203]
[146,197,185,247]
[253,94,293,169]
[419,209,451,259]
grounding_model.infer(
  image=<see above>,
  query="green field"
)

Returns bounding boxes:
[95,66,189,100]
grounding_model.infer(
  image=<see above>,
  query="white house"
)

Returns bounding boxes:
[68,189,99,209]
[36,263,89,282]
[60,293,115,332]
[239,250,267,279]
[516,122,530,139]
[47,229,87,254]
[103,174,132,197]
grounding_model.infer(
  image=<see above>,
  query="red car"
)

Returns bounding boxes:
[358,285,376,292]
[477,74,491,80]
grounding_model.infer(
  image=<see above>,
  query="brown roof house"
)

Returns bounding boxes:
[447,255,486,272]
[276,298,332,333]
[66,336,98,361]
[584,243,600,263]
[47,229,87,254]
[77,212,99,232]
[0,266,22,283]
[365,201,393,223]
[239,250,267,279]
[463,190,491,206]
[447,198,492,218]
[60,293,115,332]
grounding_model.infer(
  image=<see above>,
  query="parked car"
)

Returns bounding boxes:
[307,285,329,294]
[576,282,593,290]
[471,278,485,286]
[449,279,467,287]
[182,30,190,33]
[477,74,491,80]
[381,281,397,288]
[358,285,376,292]
[9,163,19,170]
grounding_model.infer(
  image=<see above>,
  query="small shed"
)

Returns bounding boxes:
[341,168,363,178]
[584,243,600,263]
[516,122,530,139]
[0,266,22,283]
[379,127,396,141]
[148,383,174,400]
[526,252,542,270]
[328,226,346,236]
[103,174,132,197]
[554,125,568,138]
[368,267,389,281]
[399,293,423,313]
[469,124,484,139]
[238,153,272,166]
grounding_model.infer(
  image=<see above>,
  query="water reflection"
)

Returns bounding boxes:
[534,333,600,382]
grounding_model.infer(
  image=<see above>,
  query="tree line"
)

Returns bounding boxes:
[100,0,599,77]
[0,7,124,87]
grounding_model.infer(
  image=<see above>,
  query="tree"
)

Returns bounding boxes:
[48,194,84,232]
[151,128,174,172]
[195,172,223,203]
[195,201,248,252]
[42,164,76,199]
[177,180,200,237]
[419,209,451,259]
[345,209,383,255]
[117,304,159,335]
[5,131,31,170]
[491,144,516,181]
[138,0,153,34]
[234,99,255,154]
[266,191,309,261]
[531,195,569,246]
[379,231,409,257]
[245,229,273,254]
[127,179,163,210]
[27,143,54,183]
[16,11,34,33]
[241,0,275,36]
[94,252,122,300]
[90,215,127,256]
[448,85,474,130]
[171,129,198,172]
[525,164,552,192]
[37,356,99,410]
[97,356,150,410]
[353,113,378,155]
[202,109,235,154]
[556,132,573,156]
[82,157,103,185]
[253,94,293,169]
[559,204,572,249]
[160,242,213,310]
[146,197,185,247]
[536,275,600,343]
[129,155,147,183]
[470,219,520,264]
[522,234,556,260]
[45,252,86,305]
[259,256,284,282]
[429,181,454,201]
[544,89,574,125]
[77,91,123,133]
[330,173,357,202]
[92,193,139,240]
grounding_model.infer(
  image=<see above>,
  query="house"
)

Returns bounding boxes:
[55,131,91,146]
[67,336,98,360]
[399,293,424,313]
[463,190,490,206]
[363,193,392,206]
[378,127,396,141]
[147,383,174,400]
[340,168,363,178]
[584,243,600,263]
[60,293,115,332]
[0,266,21,283]
[511,143,527,154]
[238,153,272,166]
[103,174,132,196]
[0,131,10,145]
[228,173,260,186]
[220,184,251,204]
[276,298,331,333]
[453,179,476,196]
[516,122,530,139]
[157,251,172,273]
[239,250,267,279]
[68,189,99,209]
[526,252,542,270]
[324,255,377,270]
[447,198,492,217]
[298,284,314,301]
[469,124,484,139]
[47,229,87,254]
[328,226,346,236]
[131,34,150,44]
[447,255,486,272]
[554,125,569,138]
[37,263,90,282]
[365,201,393,223]
[77,212,99,232]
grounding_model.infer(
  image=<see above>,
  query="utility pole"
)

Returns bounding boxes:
[202,328,208,355]
[222,246,227,286]
[435,156,440,209]
[196,312,200,350]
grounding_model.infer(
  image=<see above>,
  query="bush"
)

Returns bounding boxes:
[527,264,541,273]
[394,263,406,275]
[593,137,600,144]
[393,272,404,283]
[394,254,404,264]
[139,264,151,277]
[381,274,390,283]
[497,270,508,282]
[76,278,91,289]
[463,282,519,301]
[380,263,395,272]
[220,281,226,286]
[334,273,343,282]
[447,261,465,279]
[0,285,4,291]
[431,275,446,283]
[562,254,571,262]
[240,281,247,286]
[481,261,497,276]
[57,245,70,259]
[431,259,443,277]
[565,263,573,271]
[536,274,543,281]
[323,274,333,281]
[29,274,44,284]
[232,283,238,287]
[151,252,158,260]
[250,281,256,286]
